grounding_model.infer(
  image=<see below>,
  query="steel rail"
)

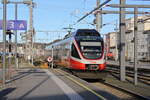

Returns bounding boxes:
[99,81,150,100]
[106,68,150,85]
[59,67,150,100]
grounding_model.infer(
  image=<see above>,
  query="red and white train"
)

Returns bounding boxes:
[46,29,106,79]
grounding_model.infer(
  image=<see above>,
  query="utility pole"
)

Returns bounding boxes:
[15,3,18,69]
[149,29,150,62]
[29,0,34,65]
[51,46,53,69]
[23,0,34,64]
[134,7,138,85]
[108,3,150,85]
[119,0,126,81]
[6,30,13,80]
[96,0,102,33]
[114,20,119,61]
[2,0,7,86]
[6,0,35,68]
[75,0,150,84]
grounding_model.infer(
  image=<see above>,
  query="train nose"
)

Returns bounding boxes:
[86,64,99,70]
[85,63,106,71]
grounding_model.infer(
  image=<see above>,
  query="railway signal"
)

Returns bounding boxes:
[47,56,53,69]
[47,56,53,62]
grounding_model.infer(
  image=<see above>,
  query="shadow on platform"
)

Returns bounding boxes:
[0,88,16,100]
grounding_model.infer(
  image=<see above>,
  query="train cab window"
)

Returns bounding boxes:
[76,29,100,37]
[71,44,80,59]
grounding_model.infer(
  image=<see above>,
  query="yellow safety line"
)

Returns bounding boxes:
[55,69,107,100]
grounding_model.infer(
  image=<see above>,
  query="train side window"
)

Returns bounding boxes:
[71,44,81,59]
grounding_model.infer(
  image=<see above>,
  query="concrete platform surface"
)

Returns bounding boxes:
[0,68,120,100]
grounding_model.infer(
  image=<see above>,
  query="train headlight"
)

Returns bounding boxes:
[83,53,88,55]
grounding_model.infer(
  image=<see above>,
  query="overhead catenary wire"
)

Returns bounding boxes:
[76,0,111,24]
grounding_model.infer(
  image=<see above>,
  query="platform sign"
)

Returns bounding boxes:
[0,20,27,30]
[14,20,27,30]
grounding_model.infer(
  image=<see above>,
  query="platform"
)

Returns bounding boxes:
[0,68,120,100]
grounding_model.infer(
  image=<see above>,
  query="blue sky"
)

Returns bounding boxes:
[0,0,150,43]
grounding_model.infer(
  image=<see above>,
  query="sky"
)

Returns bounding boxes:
[0,0,150,43]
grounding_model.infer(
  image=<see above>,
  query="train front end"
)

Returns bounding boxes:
[70,29,106,72]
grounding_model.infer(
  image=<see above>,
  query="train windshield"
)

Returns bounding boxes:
[75,29,103,59]
[75,37,103,59]
[75,29,100,37]
[79,41,103,59]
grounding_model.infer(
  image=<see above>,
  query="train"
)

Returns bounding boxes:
[45,29,107,79]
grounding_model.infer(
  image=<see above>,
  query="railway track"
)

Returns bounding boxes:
[58,68,150,100]
[90,81,149,100]
[106,66,150,85]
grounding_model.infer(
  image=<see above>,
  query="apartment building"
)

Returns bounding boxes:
[106,15,150,62]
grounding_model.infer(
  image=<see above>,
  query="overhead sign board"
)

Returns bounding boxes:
[0,20,27,30]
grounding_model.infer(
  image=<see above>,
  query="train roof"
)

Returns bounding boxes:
[76,29,99,33]
[46,29,102,48]
[75,29,100,36]
[63,29,100,39]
